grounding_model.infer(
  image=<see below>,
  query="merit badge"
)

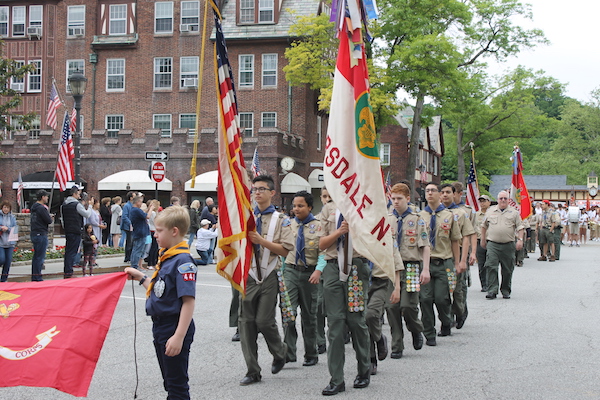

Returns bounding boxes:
[454,214,459,221]
[421,232,428,240]
[443,218,449,223]
[347,264,364,313]
[282,218,291,227]
[277,270,296,326]
[446,268,457,293]
[178,263,198,282]
[418,219,425,226]
[408,220,415,227]
[154,279,166,298]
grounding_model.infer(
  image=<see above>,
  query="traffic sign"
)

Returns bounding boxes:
[151,161,165,183]
[145,151,169,161]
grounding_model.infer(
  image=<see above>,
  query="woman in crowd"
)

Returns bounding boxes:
[0,201,17,282]
[110,196,123,248]
[100,197,112,246]
[188,200,202,247]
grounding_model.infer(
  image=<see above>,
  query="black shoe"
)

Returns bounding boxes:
[322,382,345,396]
[318,344,327,354]
[456,309,468,330]
[391,351,403,359]
[437,326,451,337]
[486,293,497,299]
[412,331,423,350]
[370,359,377,375]
[271,358,285,374]
[480,288,486,292]
[503,294,511,299]
[303,357,318,366]
[353,374,370,389]
[231,329,240,342]
[240,374,261,386]
[376,334,388,360]
[426,337,437,346]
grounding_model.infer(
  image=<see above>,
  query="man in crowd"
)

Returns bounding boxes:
[130,195,152,269]
[537,200,558,262]
[30,189,53,281]
[475,195,491,292]
[61,186,92,278]
[121,191,135,262]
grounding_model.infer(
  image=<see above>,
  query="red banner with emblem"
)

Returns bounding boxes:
[0,273,126,397]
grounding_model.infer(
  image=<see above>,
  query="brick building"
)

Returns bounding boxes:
[0,0,442,217]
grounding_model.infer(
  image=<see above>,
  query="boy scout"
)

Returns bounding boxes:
[239,175,294,386]
[475,195,492,292]
[317,200,371,395]
[283,190,320,367]
[386,183,430,359]
[419,183,463,346]
[480,191,524,299]
[537,200,558,262]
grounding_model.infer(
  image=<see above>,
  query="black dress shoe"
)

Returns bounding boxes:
[412,331,423,350]
[322,382,345,396]
[503,294,511,299]
[486,293,497,299]
[240,374,261,386]
[425,337,436,346]
[376,334,388,360]
[456,309,468,330]
[271,358,285,374]
[391,351,403,359]
[437,326,451,337]
[370,360,377,375]
[231,329,240,342]
[303,357,318,366]
[318,344,327,354]
[353,374,370,389]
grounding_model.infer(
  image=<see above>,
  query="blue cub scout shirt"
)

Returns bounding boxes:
[146,253,197,317]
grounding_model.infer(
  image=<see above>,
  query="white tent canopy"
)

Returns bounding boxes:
[98,170,172,191]
[308,169,324,189]
[281,172,311,193]
[185,170,218,192]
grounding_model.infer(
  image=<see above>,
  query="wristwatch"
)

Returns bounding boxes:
[139,275,148,286]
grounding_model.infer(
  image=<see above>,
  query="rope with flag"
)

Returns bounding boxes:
[45,81,62,130]
[509,145,533,220]
[465,144,480,212]
[56,112,75,191]
[251,147,262,178]
[211,0,255,295]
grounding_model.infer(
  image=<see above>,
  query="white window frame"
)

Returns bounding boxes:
[239,0,254,23]
[380,143,391,166]
[106,59,125,91]
[67,5,85,37]
[0,7,8,37]
[180,56,198,88]
[239,112,254,137]
[261,112,276,128]
[179,113,196,136]
[316,115,322,151]
[109,4,127,35]
[258,0,274,23]
[180,1,199,31]
[28,116,41,140]
[12,6,25,37]
[10,60,25,92]
[154,57,172,89]
[29,5,42,27]
[106,115,124,138]
[261,53,277,87]
[154,114,172,137]
[155,2,173,34]
[66,59,84,93]
[238,55,254,88]
[28,60,42,92]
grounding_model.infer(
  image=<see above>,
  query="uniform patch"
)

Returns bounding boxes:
[454,214,459,221]
[178,263,197,282]
[154,279,165,298]
[282,217,291,227]
[421,232,428,240]
[406,229,416,236]
[444,219,449,223]
[418,219,425,226]
[408,220,415,227]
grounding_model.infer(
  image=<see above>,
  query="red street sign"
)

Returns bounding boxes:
[151,161,165,183]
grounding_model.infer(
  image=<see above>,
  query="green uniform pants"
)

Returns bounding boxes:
[229,287,240,327]
[322,259,371,385]
[420,258,453,340]
[526,229,536,253]
[485,241,515,296]
[239,270,286,377]
[283,266,319,361]
[316,279,326,347]
[452,271,467,319]
[386,268,424,353]
[554,228,562,260]
[366,277,392,358]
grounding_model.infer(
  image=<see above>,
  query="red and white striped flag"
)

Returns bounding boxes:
[69,107,77,133]
[16,172,24,210]
[251,147,261,178]
[465,157,480,212]
[212,0,255,295]
[56,112,75,191]
[45,82,61,130]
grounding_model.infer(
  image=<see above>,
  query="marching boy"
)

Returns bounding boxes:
[125,206,197,399]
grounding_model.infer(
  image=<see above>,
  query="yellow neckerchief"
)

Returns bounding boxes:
[146,241,191,298]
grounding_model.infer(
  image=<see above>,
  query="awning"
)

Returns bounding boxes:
[308,169,325,189]
[281,172,311,193]
[98,170,172,191]
[185,170,218,192]
[12,170,85,190]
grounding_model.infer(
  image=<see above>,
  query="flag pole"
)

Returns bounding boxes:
[470,142,479,190]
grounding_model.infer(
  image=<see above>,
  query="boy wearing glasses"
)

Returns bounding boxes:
[239,175,294,386]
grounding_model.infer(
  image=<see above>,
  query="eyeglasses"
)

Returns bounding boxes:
[425,188,438,193]
[251,187,270,193]
[498,197,508,200]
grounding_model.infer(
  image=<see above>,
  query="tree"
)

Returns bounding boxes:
[0,42,36,132]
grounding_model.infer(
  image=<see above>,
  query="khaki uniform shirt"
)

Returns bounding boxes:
[255,211,294,267]
[391,210,429,262]
[539,209,559,229]
[284,218,321,267]
[369,214,405,279]
[481,205,524,243]
[418,207,461,260]
[449,205,476,239]
[317,201,361,260]
[474,210,488,239]
[459,203,477,226]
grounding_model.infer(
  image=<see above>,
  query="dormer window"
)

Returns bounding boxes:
[237,0,277,24]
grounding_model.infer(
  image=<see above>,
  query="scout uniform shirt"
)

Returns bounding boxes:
[251,210,294,281]
[474,209,488,240]
[317,201,361,261]
[285,217,321,267]
[449,204,476,242]
[481,205,524,243]
[418,207,462,260]
[539,208,559,229]
[391,210,429,262]
[146,252,197,317]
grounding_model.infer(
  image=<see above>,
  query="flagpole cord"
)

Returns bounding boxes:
[131,279,140,399]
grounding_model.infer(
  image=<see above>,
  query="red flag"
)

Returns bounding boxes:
[212,1,255,295]
[0,273,126,397]
[56,112,75,191]
[509,146,532,220]
[45,82,61,129]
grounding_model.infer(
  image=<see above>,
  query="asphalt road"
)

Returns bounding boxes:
[2,241,600,400]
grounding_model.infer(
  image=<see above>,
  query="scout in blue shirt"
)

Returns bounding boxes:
[126,206,197,400]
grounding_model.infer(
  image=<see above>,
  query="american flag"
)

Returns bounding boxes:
[69,107,77,133]
[384,170,392,207]
[212,0,255,295]
[251,147,261,178]
[17,172,24,210]
[45,82,62,130]
[466,157,480,212]
[56,112,75,191]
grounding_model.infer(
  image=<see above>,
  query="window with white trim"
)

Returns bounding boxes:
[380,143,391,166]
[29,5,42,28]
[238,55,254,88]
[179,114,196,136]
[154,114,172,137]
[261,112,276,128]
[154,57,172,89]
[155,2,173,33]
[0,7,8,37]
[106,115,123,138]
[258,0,274,22]
[28,116,41,140]
[239,0,254,23]
[10,60,25,92]
[107,59,125,91]
[180,56,198,88]
[316,115,322,151]
[66,60,84,92]
[262,54,277,87]
[109,4,127,35]
[180,1,199,31]
[67,5,85,37]
[12,6,25,36]
[239,113,253,137]
[28,60,41,92]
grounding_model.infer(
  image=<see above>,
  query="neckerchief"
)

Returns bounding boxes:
[146,241,190,298]
[336,213,345,247]
[447,202,458,209]
[254,205,276,251]
[393,208,412,247]
[295,213,316,266]
[424,204,446,249]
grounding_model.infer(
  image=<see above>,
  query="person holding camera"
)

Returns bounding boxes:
[61,186,92,278]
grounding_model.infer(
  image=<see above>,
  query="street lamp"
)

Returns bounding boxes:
[68,70,87,187]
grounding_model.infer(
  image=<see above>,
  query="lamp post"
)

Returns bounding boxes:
[68,70,87,187]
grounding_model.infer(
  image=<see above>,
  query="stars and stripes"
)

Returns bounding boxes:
[70,107,77,133]
[465,158,480,212]
[56,112,75,191]
[45,82,62,130]
[251,147,261,178]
